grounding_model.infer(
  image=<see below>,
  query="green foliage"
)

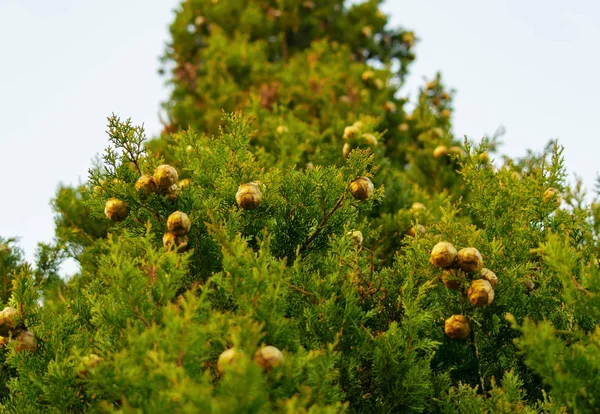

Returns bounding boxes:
[2,0,600,413]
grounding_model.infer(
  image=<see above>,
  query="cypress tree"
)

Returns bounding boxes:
[1,1,598,412]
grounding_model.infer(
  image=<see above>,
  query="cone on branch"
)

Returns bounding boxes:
[163,232,189,252]
[217,348,242,375]
[448,146,464,156]
[153,164,179,190]
[0,307,18,337]
[347,230,363,245]
[433,145,448,158]
[236,182,263,209]
[167,211,191,236]
[480,268,498,288]
[361,70,375,83]
[104,198,129,222]
[410,202,426,214]
[457,248,484,273]
[524,278,535,292]
[478,152,490,164]
[14,330,37,353]
[349,177,374,201]
[468,279,495,307]
[383,101,396,113]
[430,242,457,268]
[543,187,561,207]
[407,224,426,237]
[361,26,373,38]
[402,32,415,47]
[254,346,283,372]
[77,354,104,378]
[444,315,470,340]
[178,178,192,190]
[361,133,378,146]
[342,143,351,159]
[135,175,157,195]
[165,184,180,200]
[343,125,360,140]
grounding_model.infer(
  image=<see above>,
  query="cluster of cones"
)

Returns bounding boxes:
[104,164,189,222]
[217,345,283,374]
[163,211,191,252]
[0,306,37,353]
[341,121,378,159]
[429,242,498,340]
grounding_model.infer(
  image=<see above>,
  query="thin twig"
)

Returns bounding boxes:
[361,323,375,340]
[288,283,318,305]
[346,257,366,282]
[470,327,485,393]
[281,29,289,61]
[176,350,185,367]
[138,203,163,223]
[299,194,346,255]
[367,248,374,283]
[570,275,592,297]
[131,304,151,328]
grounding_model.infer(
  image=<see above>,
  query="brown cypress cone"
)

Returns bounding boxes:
[165,183,180,200]
[163,232,189,252]
[447,145,463,156]
[480,268,498,288]
[430,242,458,268]
[361,133,378,146]
[543,187,561,207]
[457,247,484,273]
[468,279,495,307]
[524,279,535,292]
[407,224,426,237]
[342,143,352,159]
[0,307,18,337]
[254,346,284,371]
[384,101,396,113]
[15,330,37,353]
[134,175,157,195]
[433,145,448,158]
[77,354,104,378]
[444,315,470,340]
[178,178,192,190]
[236,182,263,209]
[410,202,426,214]
[153,164,178,189]
[167,211,191,236]
[346,230,363,245]
[343,125,360,140]
[104,198,129,222]
[349,177,374,201]
[217,348,242,375]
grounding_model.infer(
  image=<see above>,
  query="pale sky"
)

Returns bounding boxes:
[1,0,599,274]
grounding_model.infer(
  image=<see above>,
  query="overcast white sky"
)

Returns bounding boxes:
[1,0,599,274]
